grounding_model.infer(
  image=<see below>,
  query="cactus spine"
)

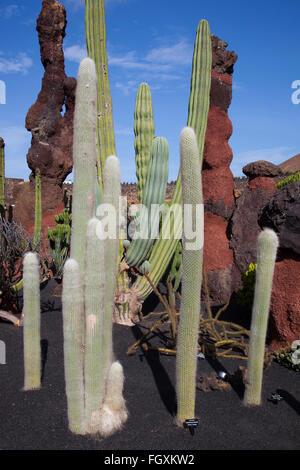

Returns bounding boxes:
[134,82,155,203]
[0,138,4,217]
[132,19,211,301]
[244,228,279,407]
[23,252,41,390]
[126,137,169,267]
[176,127,204,425]
[85,0,116,189]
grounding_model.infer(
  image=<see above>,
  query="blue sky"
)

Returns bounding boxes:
[0,0,299,182]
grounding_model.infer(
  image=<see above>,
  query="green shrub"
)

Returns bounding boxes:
[237,263,257,310]
[272,338,300,372]
[276,171,300,190]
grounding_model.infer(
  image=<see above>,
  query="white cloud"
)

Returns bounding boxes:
[145,39,192,66]
[0,4,20,19]
[64,45,87,63]
[0,53,33,74]
[0,126,31,179]
[64,37,192,93]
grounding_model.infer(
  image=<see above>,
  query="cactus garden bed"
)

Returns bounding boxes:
[0,280,299,451]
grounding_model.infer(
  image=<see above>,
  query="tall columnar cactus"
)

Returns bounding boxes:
[70,57,97,279]
[23,252,41,391]
[126,137,169,267]
[244,228,279,407]
[0,137,4,217]
[85,0,116,189]
[132,19,211,302]
[176,127,204,426]
[33,168,42,245]
[134,82,155,203]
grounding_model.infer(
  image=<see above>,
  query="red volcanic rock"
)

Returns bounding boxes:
[211,35,238,75]
[201,35,237,304]
[203,106,233,170]
[267,251,300,351]
[203,167,234,211]
[248,177,276,191]
[203,213,238,305]
[13,0,76,228]
[204,213,233,270]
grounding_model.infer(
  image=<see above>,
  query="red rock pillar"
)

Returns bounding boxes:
[202,35,239,305]
[13,0,76,232]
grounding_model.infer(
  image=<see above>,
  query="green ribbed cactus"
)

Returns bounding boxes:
[63,57,127,436]
[134,82,155,203]
[82,3,211,324]
[244,228,279,407]
[126,137,169,267]
[23,252,41,390]
[48,209,72,278]
[0,138,5,217]
[132,19,211,302]
[85,0,116,190]
[176,127,204,426]
[33,168,42,245]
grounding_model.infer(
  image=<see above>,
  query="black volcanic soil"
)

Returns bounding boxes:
[0,280,299,451]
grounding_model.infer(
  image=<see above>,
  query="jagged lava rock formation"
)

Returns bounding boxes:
[202,35,239,305]
[13,0,76,232]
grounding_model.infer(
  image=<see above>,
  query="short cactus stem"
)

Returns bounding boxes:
[62,258,86,434]
[243,228,279,406]
[23,252,41,391]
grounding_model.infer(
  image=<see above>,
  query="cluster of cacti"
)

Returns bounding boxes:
[0,137,5,217]
[23,252,41,390]
[62,57,127,436]
[126,136,169,267]
[130,19,212,306]
[84,0,212,324]
[244,228,279,406]
[175,127,204,426]
[48,208,72,278]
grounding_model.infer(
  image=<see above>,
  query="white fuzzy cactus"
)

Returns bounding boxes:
[176,126,204,425]
[63,60,127,435]
[244,228,279,406]
[23,252,41,391]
